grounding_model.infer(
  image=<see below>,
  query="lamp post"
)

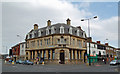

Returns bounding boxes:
[81,16,97,66]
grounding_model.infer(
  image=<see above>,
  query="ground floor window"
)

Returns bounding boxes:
[69,50,71,59]
[52,50,55,59]
[48,50,50,59]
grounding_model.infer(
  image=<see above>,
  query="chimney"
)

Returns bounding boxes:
[66,18,71,25]
[105,43,108,46]
[34,24,38,30]
[96,41,100,44]
[47,20,51,26]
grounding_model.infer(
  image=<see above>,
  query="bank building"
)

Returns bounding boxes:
[25,18,87,64]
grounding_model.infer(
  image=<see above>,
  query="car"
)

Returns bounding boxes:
[16,60,24,64]
[110,60,119,65]
[8,60,12,62]
[23,60,34,65]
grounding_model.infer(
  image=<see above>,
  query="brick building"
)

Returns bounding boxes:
[25,18,87,64]
[11,44,20,61]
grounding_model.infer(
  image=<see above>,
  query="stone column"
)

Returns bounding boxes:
[71,50,73,59]
[28,51,30,60]
[46,50,48,59]
[50,49,52,60]
[81,50,85,63]
[32,51,33,59]
[75,50,77,59]
[78,50,80,59]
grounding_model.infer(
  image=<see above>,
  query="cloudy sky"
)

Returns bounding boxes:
[0,0,119,54]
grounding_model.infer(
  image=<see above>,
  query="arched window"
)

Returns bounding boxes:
[32,31,34,38]
[38,30,41,37]
[60,26,64,34]
[77,29,79,36]
[83,31,86,38]
[46,27,49,35]
[69,27,72,34]
[51,26,55,34]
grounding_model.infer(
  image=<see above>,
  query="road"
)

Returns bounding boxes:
[1,60,120,72]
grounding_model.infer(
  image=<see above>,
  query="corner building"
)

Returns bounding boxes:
[25,19,87,64]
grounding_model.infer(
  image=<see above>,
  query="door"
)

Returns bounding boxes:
[60,50,65,64]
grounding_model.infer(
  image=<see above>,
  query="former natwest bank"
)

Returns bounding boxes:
[25,19,87,64]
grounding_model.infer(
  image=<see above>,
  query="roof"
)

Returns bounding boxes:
[26,23,87,39]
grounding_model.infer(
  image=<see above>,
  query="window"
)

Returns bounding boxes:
[83,31,86,38]
[38,30,41,37]
[22,44,24,48]
[61,36,64,43]
[37,40,39,47]
[37,51,39,57]
[73,39,75,45]
[40,40,42,46]
[60,26,64,34]
[30,34,32,38]
[26,52,28,55]
[69,27,72,34]
[77,29,79,36]
[58,39,60,43]
[69,50,71,59]
[46,27,49,35]
[52,50,55,59]
[83,41,86,47]
[31,41,35,47]
[78,40,82,48]
[47,39,49,45]
[51,26,55,34]
[44,50,46,59]
[32,31,34,38]
[48,50,50,60]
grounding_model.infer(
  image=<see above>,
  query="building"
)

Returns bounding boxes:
[116,48,120,59]
[25,18,87,64]
[87,39,98,63]
[9,49,12,58]
[20,42,26,60]
[11,43,20,61]
[0,54,8,59]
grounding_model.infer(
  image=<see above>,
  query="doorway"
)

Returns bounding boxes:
[60,50,65,64]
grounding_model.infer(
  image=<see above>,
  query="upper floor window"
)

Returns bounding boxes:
[30,33,32,38]
[60,26,64,34]
[51,26,55,34]
[38,30,41,37]
[32,31,34,38]
[22,44,24,48]
[69,27,72,34]
[83,31,86,38]
[46,27,49,35]
[40,40,42,46]
[77,29,79,36]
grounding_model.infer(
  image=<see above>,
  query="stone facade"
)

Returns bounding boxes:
[25,19,87,64]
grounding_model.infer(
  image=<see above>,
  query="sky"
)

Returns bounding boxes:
[0,0,119,54]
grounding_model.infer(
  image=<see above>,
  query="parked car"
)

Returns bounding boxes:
[8,60,12,62]
[16,60,24,64]
[23,60,34,65]
[110,60,120,65]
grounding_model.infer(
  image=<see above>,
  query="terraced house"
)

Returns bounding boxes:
[25,18,87,64]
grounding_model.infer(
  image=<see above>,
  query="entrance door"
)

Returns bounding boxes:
[60,50,65,64]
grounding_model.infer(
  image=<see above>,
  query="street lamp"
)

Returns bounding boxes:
[81,16,97,66]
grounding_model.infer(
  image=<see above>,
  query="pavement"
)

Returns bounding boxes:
[1,60,120,72]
